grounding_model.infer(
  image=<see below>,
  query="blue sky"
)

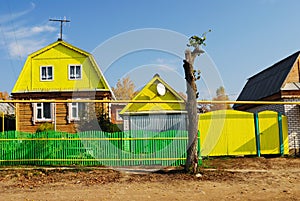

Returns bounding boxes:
[1,0,300,100]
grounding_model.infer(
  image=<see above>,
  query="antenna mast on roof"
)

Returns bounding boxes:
[49,17,70,41]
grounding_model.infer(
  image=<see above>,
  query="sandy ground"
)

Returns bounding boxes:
[0,157,299,201]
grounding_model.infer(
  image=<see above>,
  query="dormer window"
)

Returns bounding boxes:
[69,64,82,80]
[40,66,53,81]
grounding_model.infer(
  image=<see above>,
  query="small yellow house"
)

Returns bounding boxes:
[12,40,113,133]
[120,74,186,132]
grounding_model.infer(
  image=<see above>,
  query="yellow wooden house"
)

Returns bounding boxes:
[120,74,186,132]
[11,40,113,133]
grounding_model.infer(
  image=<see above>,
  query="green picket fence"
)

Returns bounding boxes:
[0,130,190,166]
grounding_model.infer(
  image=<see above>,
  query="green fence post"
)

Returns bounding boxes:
[277,113,284,156]
[254,113,261,157]
[119,131,123,166]
[197,130,202,166]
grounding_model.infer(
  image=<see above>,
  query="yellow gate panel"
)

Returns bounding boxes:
[226,111,256,155]
[258,111,280,155]
[199,110,256,156]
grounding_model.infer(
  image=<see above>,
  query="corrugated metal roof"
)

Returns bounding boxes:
[0,103,14,115]
[233,51,300,109]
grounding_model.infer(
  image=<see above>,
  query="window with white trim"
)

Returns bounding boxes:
[40,66,53,81]
[69,65,82,80]
[68,102,87,122]
[37,103,51,120]
[32,102,54,124]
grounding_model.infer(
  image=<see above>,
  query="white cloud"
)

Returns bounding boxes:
[0,2,35,24]
[155,58,165,63]
[0,3,57,59]
[154,57,182,70]
[3,23,57,40]
[31,25,57,34]
[8,38,47,58]
[155,58,181,65]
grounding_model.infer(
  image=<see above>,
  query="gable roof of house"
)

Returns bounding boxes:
[233,51,300,109]
[30,40,91,58]
[119,74,185,115]
[12,40,114,97]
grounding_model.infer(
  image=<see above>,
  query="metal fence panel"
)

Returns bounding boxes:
[0,130,188,166]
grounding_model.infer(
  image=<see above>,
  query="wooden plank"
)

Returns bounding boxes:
[284,58,300,85]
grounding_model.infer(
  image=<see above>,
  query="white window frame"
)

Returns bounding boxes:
[67,100,88,123]
[40,66,54,81]
[68,64,82,80]
[32,102,54,124]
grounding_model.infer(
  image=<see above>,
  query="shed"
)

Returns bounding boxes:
[120,74,186,132]
[233,51,300,151]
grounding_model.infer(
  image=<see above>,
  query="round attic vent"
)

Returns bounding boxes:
[157,83,166,96]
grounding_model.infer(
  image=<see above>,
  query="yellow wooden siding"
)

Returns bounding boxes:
[14,59,32,92]
[199,110,288,156]
[12,41,110,93]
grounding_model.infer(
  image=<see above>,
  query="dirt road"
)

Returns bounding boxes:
[0,157,299,201]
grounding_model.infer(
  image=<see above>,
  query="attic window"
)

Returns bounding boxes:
[40,66,53,81]
[69,65,82,80]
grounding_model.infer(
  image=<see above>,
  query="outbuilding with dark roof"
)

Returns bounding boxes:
[233,51,300,152]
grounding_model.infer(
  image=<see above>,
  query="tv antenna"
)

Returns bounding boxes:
[49,18,70,41]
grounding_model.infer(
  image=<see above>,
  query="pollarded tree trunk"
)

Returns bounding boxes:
[183,33,209,173]
[183,59,199,173]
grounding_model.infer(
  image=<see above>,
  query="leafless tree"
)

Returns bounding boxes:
[183,31,210,173]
